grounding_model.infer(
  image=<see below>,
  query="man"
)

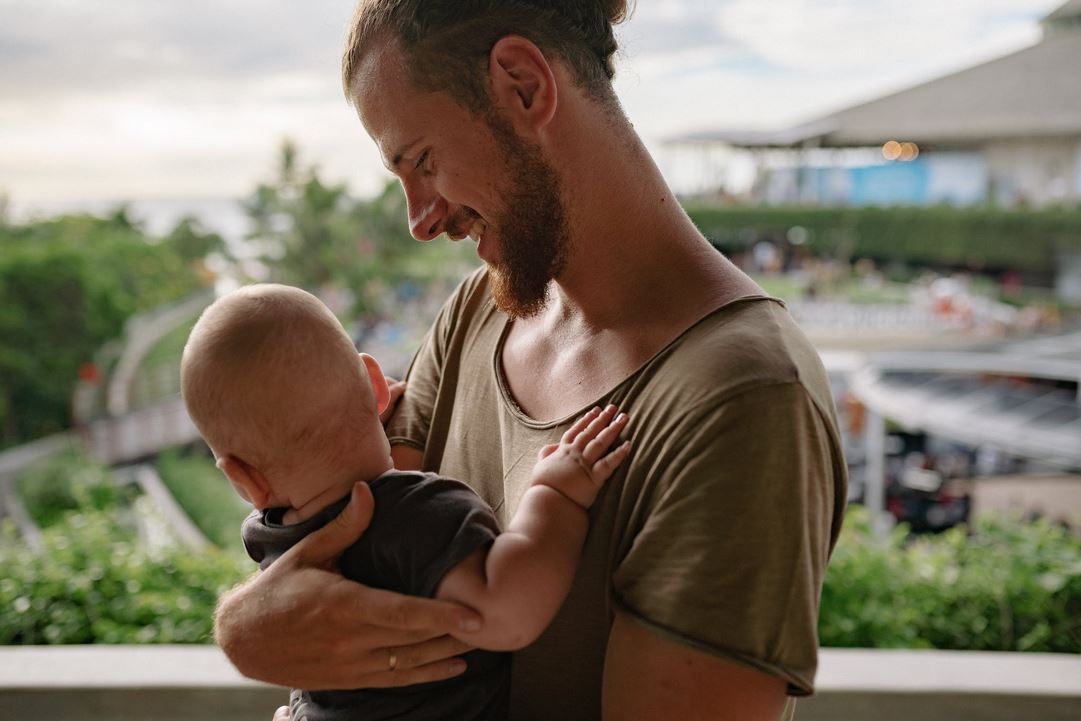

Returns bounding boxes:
[214,2,847,720]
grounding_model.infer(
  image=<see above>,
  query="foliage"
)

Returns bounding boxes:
[243,139,477,318]
[819,508,1081,653]
[15,449,132,529]
[155,448,251,552]
[0,510,247,644]
[3,448,248,644]
[0,210,218,448]
[686,204,1081,274]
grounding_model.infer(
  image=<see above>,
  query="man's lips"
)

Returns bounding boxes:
[447,218,487,243]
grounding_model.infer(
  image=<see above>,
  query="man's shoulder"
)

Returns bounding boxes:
[654,296,824,399]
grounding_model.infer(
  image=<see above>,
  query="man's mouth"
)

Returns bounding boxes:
[467,219,487,243]
[447,216,487,243]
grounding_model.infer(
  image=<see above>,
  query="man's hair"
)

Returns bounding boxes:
[180,284,371,472]
[341,0,632,111]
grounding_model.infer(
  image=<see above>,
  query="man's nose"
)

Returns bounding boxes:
[406,189,447,242]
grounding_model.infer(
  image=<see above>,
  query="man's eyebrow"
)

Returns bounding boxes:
[389,136,424,169]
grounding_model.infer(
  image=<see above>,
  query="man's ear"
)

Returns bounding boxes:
[359,352,391,413]
[217,455,272,508]
[488,35,558,132]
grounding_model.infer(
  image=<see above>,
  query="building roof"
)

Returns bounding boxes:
[672,2,1081,148]
[1043,0,1081,25]
[849,332,1081,470]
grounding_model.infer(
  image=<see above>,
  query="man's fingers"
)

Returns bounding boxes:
[592,440,631,481]
[379,634,473,672]
[357,585,483,634]
[272,706,290,721]
[380,379,407,424]
[288,481,374,568]
[583,412,629,462]
[304,635,471,689]
[362,657,469,689]
[561,406,602,444]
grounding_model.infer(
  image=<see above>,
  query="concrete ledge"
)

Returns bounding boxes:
[2,646,1080,721]
[798,649,1081,721]
[0,646,286,721]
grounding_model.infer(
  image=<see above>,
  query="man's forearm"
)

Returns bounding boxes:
[214,573,267,678]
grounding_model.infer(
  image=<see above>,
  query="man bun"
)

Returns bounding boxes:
[343,0,635,110]
[600,0,631,24]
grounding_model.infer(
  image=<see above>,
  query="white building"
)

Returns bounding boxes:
[671,0,1081,209]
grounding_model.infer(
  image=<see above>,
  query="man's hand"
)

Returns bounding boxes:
[530,405,630,509]
[214,481,483,692]
[379,377,406,425]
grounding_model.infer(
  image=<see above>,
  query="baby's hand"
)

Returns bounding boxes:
[530,405,631,510]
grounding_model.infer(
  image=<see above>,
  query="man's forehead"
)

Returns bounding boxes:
[352,44,422,156]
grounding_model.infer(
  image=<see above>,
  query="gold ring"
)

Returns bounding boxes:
[387,649,398,672]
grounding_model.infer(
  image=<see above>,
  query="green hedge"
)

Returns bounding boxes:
[820,508,1081,652]
[0,509,247,645]
[3,494,1079,650]
[15,450,134,529]
[686,205,1081,273]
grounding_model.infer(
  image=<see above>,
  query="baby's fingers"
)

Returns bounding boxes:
[561,406,603,445]
[591,440,631,482]
[537,443,560,460]
[572,405,619,450]
[582,412,629,463]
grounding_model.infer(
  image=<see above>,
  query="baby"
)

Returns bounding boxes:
[180,283,630,721]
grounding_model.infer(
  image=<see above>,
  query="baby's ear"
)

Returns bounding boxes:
[218,455,271,508]
[359,353,391,413]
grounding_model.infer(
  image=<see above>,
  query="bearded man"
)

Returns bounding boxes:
[213,2,847,720]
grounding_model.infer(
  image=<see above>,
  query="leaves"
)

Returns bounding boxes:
[820,507,1081,653]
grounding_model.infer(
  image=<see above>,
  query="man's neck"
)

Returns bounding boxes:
[543,123,758,334]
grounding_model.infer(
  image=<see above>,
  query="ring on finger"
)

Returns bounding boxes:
[387,648,398,672]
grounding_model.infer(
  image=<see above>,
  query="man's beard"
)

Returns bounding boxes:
[450,113,570,320]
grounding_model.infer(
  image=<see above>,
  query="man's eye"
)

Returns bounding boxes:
[415,150,430,170]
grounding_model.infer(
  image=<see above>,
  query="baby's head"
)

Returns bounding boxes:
[181,284,391,511]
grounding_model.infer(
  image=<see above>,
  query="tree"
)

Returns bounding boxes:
[242,139,477,318]
[0,212,210,448]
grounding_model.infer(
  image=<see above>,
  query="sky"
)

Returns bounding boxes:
[0,0,1067,211]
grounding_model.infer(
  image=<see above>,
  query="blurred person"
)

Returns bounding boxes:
[181,283,630,720]
[214,2,848,720]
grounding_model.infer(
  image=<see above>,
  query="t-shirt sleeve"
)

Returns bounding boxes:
[385,268,489,453]
[341,474,502,599]
[611,382,844,696]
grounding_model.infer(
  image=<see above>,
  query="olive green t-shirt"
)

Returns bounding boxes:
[386,268,847,721]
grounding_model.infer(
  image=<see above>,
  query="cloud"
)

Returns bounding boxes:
[0,0,1070,203]
[0,0,352,99]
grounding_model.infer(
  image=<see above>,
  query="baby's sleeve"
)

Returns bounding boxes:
[340,474,501,598]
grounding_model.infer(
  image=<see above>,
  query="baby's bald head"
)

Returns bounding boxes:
[181,284,375,473]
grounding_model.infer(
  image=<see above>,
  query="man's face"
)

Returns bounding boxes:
[354,42,569,319]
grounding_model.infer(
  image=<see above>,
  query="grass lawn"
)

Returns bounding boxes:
[155,449,250,553]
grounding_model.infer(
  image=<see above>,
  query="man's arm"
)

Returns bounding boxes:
[214,481,482,690]
[602,612,788,721]
[390,443,424,471]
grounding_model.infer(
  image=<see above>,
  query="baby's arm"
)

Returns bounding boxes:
[434,405,630,651]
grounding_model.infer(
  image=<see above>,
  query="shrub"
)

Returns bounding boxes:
[820,508,1081,652]
[15,449,133,529]
[0,509,247,644]
[685,205,1081,276]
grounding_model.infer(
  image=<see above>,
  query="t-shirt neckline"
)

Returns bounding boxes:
[490,293,783,430]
